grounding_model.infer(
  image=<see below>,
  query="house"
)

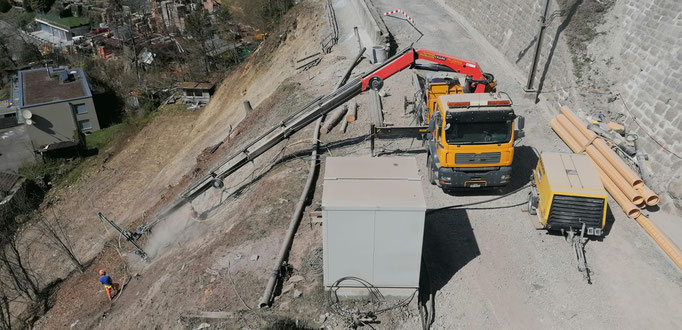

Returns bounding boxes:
[180,82,214,105]
[16,67,100,151]
[32,15,90,47]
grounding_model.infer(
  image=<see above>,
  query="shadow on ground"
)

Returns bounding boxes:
[418,209,479,327]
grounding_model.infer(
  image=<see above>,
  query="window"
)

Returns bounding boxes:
[73,103,87,114]
[78,119,92,131]
[445,121,512,144]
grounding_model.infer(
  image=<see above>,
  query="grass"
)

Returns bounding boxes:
[19,103,188,188]
[36,13,89,29]
[85,123,126,151]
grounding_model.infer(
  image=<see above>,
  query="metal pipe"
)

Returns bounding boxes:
[258,117,321,308]
[525,0,551,91]
[258,54,365,308]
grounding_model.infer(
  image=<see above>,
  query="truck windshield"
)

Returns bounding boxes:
[445,121,512,144]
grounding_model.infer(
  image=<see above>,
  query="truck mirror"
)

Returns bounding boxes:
[517,116,525,130]
[428,119,436,131]
[426,133,433,140]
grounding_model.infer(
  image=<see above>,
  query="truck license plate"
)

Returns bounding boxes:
[468,183,482,188]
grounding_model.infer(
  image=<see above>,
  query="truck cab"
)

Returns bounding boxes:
[422,83,523,189]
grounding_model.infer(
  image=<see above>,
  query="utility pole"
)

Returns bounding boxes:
[525,0,552,92]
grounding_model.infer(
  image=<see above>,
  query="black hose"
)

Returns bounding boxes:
[426,183,530,214]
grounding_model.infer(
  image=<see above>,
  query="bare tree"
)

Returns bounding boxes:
[34,210,83,273]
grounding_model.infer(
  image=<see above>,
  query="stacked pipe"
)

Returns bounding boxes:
[550,106,659,216]
[551,107,682,272]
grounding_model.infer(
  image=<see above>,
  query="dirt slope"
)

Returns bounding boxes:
[31,0,351,328]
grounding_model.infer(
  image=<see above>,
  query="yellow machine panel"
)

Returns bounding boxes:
[529,153,608,236]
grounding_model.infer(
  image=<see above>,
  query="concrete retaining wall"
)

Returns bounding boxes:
[438,0,682,209]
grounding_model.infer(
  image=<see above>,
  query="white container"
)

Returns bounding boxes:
[322,157,426,296]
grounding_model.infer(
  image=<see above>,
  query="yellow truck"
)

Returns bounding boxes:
[414,73,524,189]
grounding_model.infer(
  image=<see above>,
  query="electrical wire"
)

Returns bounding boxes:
[327,276,417,327]
[426,183,531,214]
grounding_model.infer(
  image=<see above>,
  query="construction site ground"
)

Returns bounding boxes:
[28,0,681,329]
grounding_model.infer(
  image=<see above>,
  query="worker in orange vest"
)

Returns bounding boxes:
[98,269,120,300]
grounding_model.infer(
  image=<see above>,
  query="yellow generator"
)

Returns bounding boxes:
[528,152,608,237]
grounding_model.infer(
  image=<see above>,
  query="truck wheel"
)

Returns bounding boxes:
[427,155,437,185]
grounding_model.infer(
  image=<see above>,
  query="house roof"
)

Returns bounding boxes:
[179,82,215,90]
[18,67,92,108]
[0,172,21,194]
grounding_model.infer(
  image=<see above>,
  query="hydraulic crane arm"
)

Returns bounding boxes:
[360,48,492,92]
[146,47,494,229]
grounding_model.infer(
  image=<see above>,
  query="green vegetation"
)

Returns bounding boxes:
[36,13,89,28]
[85,123,126,151]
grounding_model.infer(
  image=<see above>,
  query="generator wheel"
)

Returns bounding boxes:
[527,189,538,215]
[427,155,437,185]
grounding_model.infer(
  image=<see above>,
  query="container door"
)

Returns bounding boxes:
[324,210,374,287]
[373,210,424,287]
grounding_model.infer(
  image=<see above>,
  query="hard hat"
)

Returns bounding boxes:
[99,269,106,276]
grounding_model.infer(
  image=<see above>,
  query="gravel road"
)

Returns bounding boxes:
[353,1,682,328]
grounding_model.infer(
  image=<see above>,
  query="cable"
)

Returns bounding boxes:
[327,276,417,327]
[426,183,530,214]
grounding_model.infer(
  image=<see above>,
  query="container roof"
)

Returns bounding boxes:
[322,157,426,211]
[541,152,606,194]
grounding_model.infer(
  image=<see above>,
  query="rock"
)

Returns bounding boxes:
[289,275,305,283]
[70,320,79,328]
[194,323,210,330]
[293,289,302,298]
[234,254,242,260]
[205,268,219,276]
[250,255,259,261]
[282,283,295,295]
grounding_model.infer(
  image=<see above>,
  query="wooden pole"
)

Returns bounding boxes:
[321,104,347,134]
[346,100,357,122]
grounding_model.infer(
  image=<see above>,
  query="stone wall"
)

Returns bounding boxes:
[439,0,682,210]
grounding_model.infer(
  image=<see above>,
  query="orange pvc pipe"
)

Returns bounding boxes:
[592,139,644,188]
[550,118,581,153]
[635,215,682,271]
[636,185,660,206]
[560,106,644,189]
[560,106,597,141]
[595,166,641,219]
[556,115,644,205]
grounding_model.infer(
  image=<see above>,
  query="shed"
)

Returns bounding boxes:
[180,82,215,105]
[322,157,426,296]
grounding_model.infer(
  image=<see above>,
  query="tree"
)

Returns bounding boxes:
[35,211,83,273]
[184,10,214,75]
[0,0,11,14]
[28,0,55,14]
